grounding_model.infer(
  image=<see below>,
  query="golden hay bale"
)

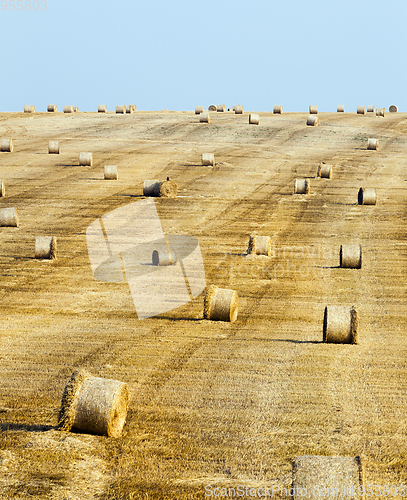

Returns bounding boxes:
[358,187,376,205]
[24,105,35,113]
[292,455,364,499]
[202,153,215,166]
[143,180,160,196]
[156,178,177,198]
[47,104,57,112]
[48,141,60,154]
[0,181,4,197]
[247,235,272,256]
[199,112,210,123]
[58,369,129,438]
[323,305,358,344]
[104,165,118,180]
[195,106,204,114]
[126,105,133,114]
[79,152,93,166]
[367,138,378,150]
[63,106,74,113]
[249,113,259,125]
[98,105,107,113]
[204,285,238,323]
[216,104,225,112]
[208,105,217,111]
[337,105,345,112]
[35,236,57,259]
[366,105,375,113]
[0,207,19,227]
[317,163,333,179]
[74,107,79,112]
[273,105,283,114]
[340,244,362,269]
[307,115,319,126]
[0,139,13,152]
[309,105,318,114]
[376,108,385,117]
[357,106,366,114]
[389,105,398,112]
[115,105,126,114]
[152,247,177,266]
[294,179,310,194]
[234,105,244,114]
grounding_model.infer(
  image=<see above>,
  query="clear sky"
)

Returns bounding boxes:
[0,0,405,112]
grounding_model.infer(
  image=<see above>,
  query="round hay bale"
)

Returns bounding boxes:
[357,106,366,115]
[366,105,375,113]
[115,105,126,114]
[202,153,215,166]
[79,152,93,166]
[63,106,74,113]
[358,187,376,205]
[337,105,345,112]
[152,247,177,266]
[323,305,358,344]
[376,108,385,117]
[98,105,107,113]
[306,115,319,126]
[0,139,13,152]
[199,112,210,123]
[317,163,333,179]
[208,105,217,111]
[24,105,35,113]
[143,180,160,196]
[309,105,318,114]
[48,141,60,154]
[0,207,19,227]
[58,369,129,438]
[247,235,272,256]
[204,285,238,323]
[273,105,283,114]
[340,244,362,269]
[249,113,259,125]
[0,181,4,197]
[35,236,57,259]
[389,105,398,112]
[74,107,79,112]
[156,178,177,198]
[126,105,133,114]
[294,179,310,194]
[367,138,378,150]
[216,104,225,112]
[104,165,118,180]
[195,106,204,114]
[234,105,243,114]
[47,104,57,112]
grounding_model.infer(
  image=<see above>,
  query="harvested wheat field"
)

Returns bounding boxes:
[0,108,406,499]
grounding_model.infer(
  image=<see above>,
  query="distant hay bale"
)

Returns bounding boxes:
[340,244,362,269]
[74,107,79,112]
[249,113,259,125]
[115,105,126,114]
[208,105,217,111]
[104,165,118,180]
[195,106,204,114]
[309,105,318,114]
[323,306,358,344]
[357,106,366,115]
[35,236,57,259]
[273,105,283,114]
[389,105,398,112]
[234,105,243,114]
[337,105,345,112]
[24,105,35,113]
[0,181,4,197]
[48,141,60,154]
[367,138,378,150]
[358,187,376,205]
[247,235,272,256]
[366,105,375,113]
[58,369,129,438]
[199,112,210,123]
[376,108,385,117]
[292,455,364,499]
[98,105,107,113]
[79,152,93,166]
[0,207,19,227]
[202,153,215,166]
[63,106,74,113]
[131,105,137,112]
[307,115,319,126]
[126,105,133,114]
[216,104,225,112]
[152,247,177,266]
[204,285,238,323]
[0,139,13,152]
[294,179,310,194]
[47,104,57,112]
[317,163,333,179]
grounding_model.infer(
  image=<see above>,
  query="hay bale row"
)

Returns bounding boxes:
[143,178,177,198]
[204,285,238,322]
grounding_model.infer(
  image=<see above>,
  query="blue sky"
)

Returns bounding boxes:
[0,0,405,112]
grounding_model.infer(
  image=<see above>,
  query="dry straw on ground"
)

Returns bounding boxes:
[104,165,118,180]
[208,105,217,111]
[317,163,333,179]
[309,105,318,114]
[323,306,359,344]
[48,141,60,154]
[195,106,204,114]
[98,105,107,113]
[389,105,398,112]
[0,139,13,152]
[357,106,366,115]
[47,104,57,112]
[366,105,375,113]
[79,152,93,166]
[58,369,129,438]
[202,153,215,166]
[0,207,19,227]
[199,112,210,123]
[247,234,272,256]
[294,179,310,194]
[0,180,4,197]
[35,236,57,259]
[358,187,376,205]
[337,105,345,112]
[24,105,35,113]
[152,247,177,266]
[340,244,362,269]
[216,104,225,112]
[307,115,319,126]
[249,113,259,125]
[367,138,378,150]
[204,285,239,322]
[273,105,283,114]
[115,105,126,114]
[63,106,74,113]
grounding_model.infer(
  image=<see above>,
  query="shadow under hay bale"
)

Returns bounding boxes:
[358,187,376,205]
[273,105,283,114]
[202,153,214,166]
[104,165,118,180]
[340,244,362,269]
[195,106,204,114]
[204,285,238,323]
[323,306,358,344]
[79,152,93,166]
[48,141,60,154]
[35,236,57,259]
[294,179,310,194]
[98,105,107,113]
[199,112,210,123]
[367,138,378,150]
[307,115,318,126]
[317,163,333,179]
[0,207,19,227]
[292,455,364,499]
[47,104,57,112]
[247,234,272,256]
[58,369,129,438]
[249,113,259,125]
[0,139,13,152]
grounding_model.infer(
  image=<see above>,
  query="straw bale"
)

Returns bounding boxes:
[24,105,35,113]
[307,115,319,126]
[309,105,318,114]
[247,235,272,256]
[0,139,13,152]
[367,138,378,150]
[389,105,398,112]
[202,153,215,166]
[143,180,160,196]
[337,105,344,112]
[199,112,210,123]
[366,105,375,113]
[98,105,107,113]
[48,141,60,154]
[358,187,376,205]
[47,104,57,112]
[35,236,57,259]
[204,285,238,322]
[294,179,310,194]
[323,306,358,344]
[63,106,74,113]
[208,105,217,111]
[317,163,332,179]
[340,244,362,269]
[357,106,366,114]
[273,105,283,114]
[79,152,93,166]
[195,106,204,114]
[0,207,18,227]
[249,113,259,125]
[104,165,118,180]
